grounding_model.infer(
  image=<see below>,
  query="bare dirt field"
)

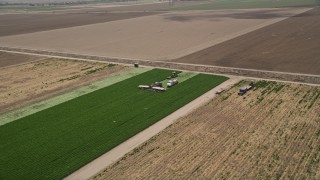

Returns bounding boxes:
[0,8,309,60]
[0,1,202,13]
[0,54,127,114]
[94,80,320,179]
[0,50,45,67]
[0,1,205,14]
[74,1,206,12]
[174,8,320,75]
[0,12,161,36]
[3,0,95,3]
[0,0,203,36]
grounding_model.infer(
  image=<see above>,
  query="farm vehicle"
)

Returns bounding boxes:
[138,82,166,92]
[167,71,181,79]
[238,81,255,96]
[139,71,181,92]
[167,79,178,87]
[139,79,179,92]
[215,88,225,95]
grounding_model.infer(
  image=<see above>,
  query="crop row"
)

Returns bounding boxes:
[0,69,228,179]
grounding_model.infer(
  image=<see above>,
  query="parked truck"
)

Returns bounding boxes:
[167,79,178,87]
[238,81,255,96]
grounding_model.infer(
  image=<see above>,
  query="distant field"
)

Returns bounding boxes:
[0,11,160,37]
[173,7,320,75]
[0,0,95,3]
[172,0,320,10]
[0,69,227,179]
[0,0,169,13]
[95,80,320,179]
[0,8,307,60]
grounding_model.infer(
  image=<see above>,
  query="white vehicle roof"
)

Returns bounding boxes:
[138,85,149,88]
[152,87,165,91]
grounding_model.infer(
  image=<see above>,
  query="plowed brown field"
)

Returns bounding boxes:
[0,51,44,67]
[0,54,127,114]
[94,81,320,179]
[0,12,161,37]
[0,8,308,60]
[174,8,320,75]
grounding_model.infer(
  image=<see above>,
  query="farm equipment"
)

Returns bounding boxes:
[152,82,163,88]
[138,82,166,92]
[238,81,255,96]
[138,85,150,90]
[167,71,178,79]
[138,71,182,92]
[151,86,166,92]
[167,79,178,87]
[238,87,248,96]
[215,88,225,95]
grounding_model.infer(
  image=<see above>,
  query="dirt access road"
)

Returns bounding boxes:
[174,8,320,75]
[94,80,320,179]
[0,53,127,114]
[0,8,308,60]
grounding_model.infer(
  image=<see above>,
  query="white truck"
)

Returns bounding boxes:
[238,81,255,96]
[167,79,178,87]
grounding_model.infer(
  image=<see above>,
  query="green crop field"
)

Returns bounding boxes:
[0,69,228,179]
[172,0,320,11]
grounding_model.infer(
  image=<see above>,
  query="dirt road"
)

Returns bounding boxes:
[94,80,320,179]
[174,8,320,75]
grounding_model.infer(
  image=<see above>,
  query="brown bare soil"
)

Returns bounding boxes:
[0,8,307,60]
[0,51,45,67]
[74,1,205,12]
[0,11,160,37]
[174,8,320,75]
[0,1,204,14]
[0,0,208,36]
[0,56,127,114]
[94,81,320,179]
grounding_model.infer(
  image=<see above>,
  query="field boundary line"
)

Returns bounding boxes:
[2,47,319,77]
[161,7,312,60]
[0,48,319,85]
[0,67,151,126]
[64,76,242,180]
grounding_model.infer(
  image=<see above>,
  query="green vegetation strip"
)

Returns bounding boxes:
[0,67,151,126]
[0,69,227,180]
[160,71,197,88]
[172,0,320,10]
